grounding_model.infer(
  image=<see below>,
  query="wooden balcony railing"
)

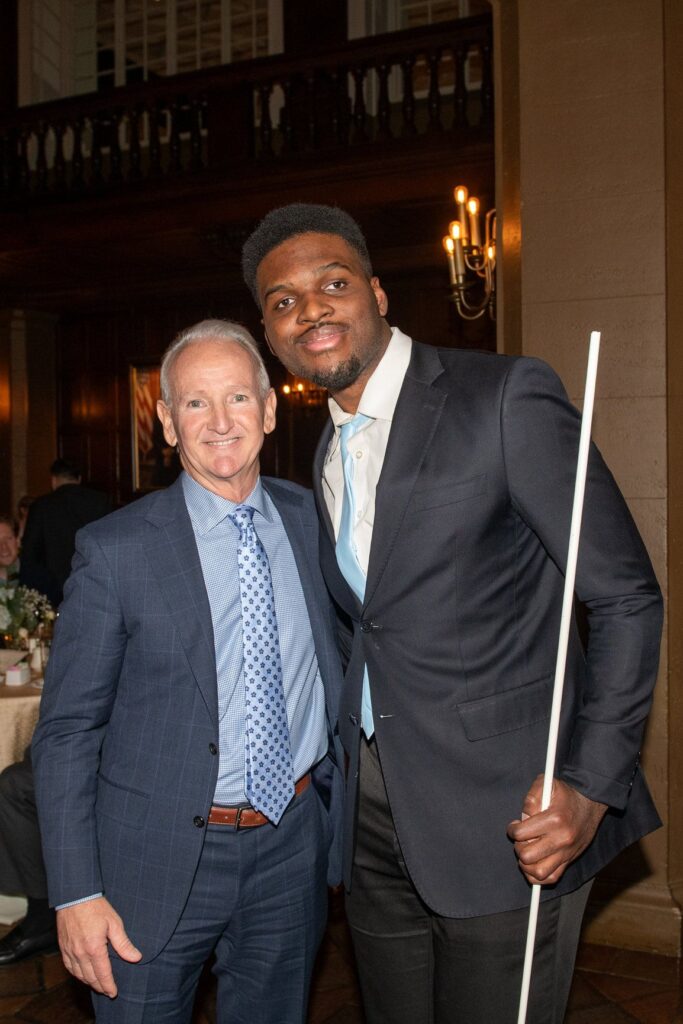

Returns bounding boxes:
[0,15,492,202]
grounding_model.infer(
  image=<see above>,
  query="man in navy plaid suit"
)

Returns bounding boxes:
[33,320,345,1023]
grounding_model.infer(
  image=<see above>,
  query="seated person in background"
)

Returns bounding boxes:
[0,516,19,585]
[0,748,57,965]
[19,458,111,607]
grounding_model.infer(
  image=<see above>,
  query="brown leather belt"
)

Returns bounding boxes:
[207,774,311,828]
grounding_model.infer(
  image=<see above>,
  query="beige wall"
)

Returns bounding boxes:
[496,0,680,953]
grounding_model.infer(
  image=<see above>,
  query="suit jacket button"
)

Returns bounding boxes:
[208,743,218,755]
[193,816,205,828]
[360,619,372,633]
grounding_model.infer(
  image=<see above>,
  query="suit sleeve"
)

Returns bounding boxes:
[501,357,663,809]
[31,527,127,906]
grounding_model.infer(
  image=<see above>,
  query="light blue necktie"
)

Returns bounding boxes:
[336,415,375,738]
[229,505,295,824]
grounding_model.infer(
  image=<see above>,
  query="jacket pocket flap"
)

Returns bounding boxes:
[456,675,553,741]
[96,773,150,829]
[411,474,486,511]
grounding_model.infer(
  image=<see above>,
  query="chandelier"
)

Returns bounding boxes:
[442,185,496,320]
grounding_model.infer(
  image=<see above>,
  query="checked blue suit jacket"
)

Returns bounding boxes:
[32,475,345,961]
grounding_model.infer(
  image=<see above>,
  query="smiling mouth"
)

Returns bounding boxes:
[205,438,240,447]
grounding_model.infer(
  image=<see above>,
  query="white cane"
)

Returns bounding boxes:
[516,331,601,1024]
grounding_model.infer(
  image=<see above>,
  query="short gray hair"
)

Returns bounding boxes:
[159,319,271,406]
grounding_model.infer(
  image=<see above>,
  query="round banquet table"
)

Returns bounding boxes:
[0,681,42,773]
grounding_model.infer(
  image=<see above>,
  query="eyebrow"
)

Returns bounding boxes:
[263,261,353,302]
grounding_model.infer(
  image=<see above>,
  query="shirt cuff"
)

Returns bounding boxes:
[56,892,104,910]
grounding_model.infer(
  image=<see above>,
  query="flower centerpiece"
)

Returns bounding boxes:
[0,584,54,649]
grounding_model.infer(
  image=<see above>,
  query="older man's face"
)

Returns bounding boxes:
[0,523,18,570]
[157,339,276,503]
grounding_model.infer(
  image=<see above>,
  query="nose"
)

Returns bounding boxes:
[297,290,334,325]
[206,404,234,433]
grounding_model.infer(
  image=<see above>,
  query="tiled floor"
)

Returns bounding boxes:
[0,895,680,1023]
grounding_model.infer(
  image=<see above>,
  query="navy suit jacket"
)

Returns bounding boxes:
[314,342,662,918]
[33,475,345,960]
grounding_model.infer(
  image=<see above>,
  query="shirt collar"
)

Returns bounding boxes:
[328,326,412,430]
[181,471,271,536]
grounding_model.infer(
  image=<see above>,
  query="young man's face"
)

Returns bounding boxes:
[256,231,392,410]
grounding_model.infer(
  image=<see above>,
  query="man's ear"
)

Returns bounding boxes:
[262,389,277,435]
[370,277,389,317]
[156,400,177,447]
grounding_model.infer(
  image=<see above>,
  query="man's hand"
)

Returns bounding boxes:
[506,775,608,885]
[56,897,142,997]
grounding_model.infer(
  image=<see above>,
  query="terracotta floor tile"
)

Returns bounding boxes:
[587,974,673,1005]
[0,994,35,1012]
[566,1007,640,1023]
[568,973,612,1011]
[308,987,364,1024]
[610,950,681,987]
[0,957,43,998]
[621,990,683,1023]
[12,981,94,1023]
[315,1007,365,1024]
[576,943,622,974]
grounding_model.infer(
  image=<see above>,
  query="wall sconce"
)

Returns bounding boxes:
[442,185,496,320]
[280,377,326,406]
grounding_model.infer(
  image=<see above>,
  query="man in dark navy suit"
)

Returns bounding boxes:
[242,205,662,1024]
[33,320,344,1023]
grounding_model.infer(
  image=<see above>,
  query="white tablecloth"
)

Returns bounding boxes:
[0,682,42,772]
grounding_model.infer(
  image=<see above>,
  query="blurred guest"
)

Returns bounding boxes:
[20,459,111,606]
[0,516,19,584]
[16,496,34,543]
[0,749,57,965]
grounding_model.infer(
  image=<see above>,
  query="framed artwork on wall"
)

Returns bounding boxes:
[130,365,180,492]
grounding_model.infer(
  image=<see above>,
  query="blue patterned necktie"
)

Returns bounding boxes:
[336,414,375,737]
[229,504,295,824]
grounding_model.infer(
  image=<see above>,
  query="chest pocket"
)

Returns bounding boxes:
[411,474,487,512]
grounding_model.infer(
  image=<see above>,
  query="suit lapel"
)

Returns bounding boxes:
[263,478,341,725]
[142,478,218,727]
[364,343,447,606]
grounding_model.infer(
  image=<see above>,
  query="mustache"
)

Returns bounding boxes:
[298,320,348,338]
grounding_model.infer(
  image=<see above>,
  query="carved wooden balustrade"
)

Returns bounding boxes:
[0,15,492,201]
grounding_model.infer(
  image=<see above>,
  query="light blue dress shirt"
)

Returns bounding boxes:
[182,472,328,805]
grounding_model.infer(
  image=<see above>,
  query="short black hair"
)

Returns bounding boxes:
[50,457,80,480]
[241,203,373,306]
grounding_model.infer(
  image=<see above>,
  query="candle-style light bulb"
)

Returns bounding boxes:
[283,384,291,394]
[445,228,465,279]
[454,186,469,244]
[467,197,481,247]
[443,236,457,286]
